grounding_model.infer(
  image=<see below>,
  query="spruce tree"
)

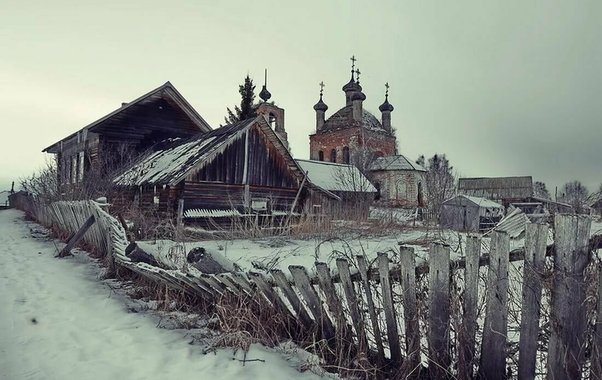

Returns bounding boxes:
[224,75,257,124]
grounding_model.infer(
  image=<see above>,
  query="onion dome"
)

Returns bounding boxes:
[379,99,394,112]
[351,90,366,101]
[379,82,394,111]
[259,85,271,102]
[313,96,328,111]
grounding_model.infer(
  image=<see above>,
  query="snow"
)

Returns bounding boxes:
[296,159,376,193]
[0,209,335,380]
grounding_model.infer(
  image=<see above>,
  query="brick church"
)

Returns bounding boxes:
[308,58,427,208]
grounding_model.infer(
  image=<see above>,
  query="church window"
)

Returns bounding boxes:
[342,147,350,164]
[330,149,337,163]
[318,151,324,161]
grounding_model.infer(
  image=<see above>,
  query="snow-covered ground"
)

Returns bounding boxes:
[0,209,334,380]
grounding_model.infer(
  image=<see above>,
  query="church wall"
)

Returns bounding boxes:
[371,170,426,208]
[309,128,396,164]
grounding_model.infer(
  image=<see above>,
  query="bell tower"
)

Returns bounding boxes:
[255,69,289,150]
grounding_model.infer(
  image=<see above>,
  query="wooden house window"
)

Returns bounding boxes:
[77,152,85,182]
[330,149,337,163]
[342,147,350,164]
[318,151,324,161]
[71,156,77,184]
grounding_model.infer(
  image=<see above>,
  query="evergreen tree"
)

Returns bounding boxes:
[224,75,257,124]
[534,181,551,200]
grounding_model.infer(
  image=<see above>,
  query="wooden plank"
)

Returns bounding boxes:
[546,214,592,380]
[479,231,510,380]
[591,261,602,380]
[314,262,344,321]
[377,252,402,366]
[458,235,480,380]
[248,272,294,318]
[399,245,421,378]
[356,255,386,364]
[58,215,96,257]
[518,223,548,380]
[428,243,451,379]
[270,269,314,327]
[289,265,336,342]
[334,259,367,351]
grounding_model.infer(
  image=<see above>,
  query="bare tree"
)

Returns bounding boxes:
[417,154,456,218]
[19,158,60,204]
[559,180,589,213]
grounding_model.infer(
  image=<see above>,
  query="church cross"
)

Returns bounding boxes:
[385,82,390,99]
[319,81,325,96]
[355,68,361,83]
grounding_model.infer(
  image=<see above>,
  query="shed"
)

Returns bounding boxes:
[440,195,504,232]
[0,190,10,210]
[295,159,376,218]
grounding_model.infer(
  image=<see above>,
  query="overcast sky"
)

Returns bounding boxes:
[1,0,600,194]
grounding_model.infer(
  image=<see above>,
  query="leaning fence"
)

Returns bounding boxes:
[11,196,602,379]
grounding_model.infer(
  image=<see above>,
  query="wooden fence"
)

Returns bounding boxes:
[12,197,602,379]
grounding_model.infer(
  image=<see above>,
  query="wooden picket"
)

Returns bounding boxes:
[12,198,602,380]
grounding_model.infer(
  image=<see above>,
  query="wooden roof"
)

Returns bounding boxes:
[43,82,212,153]
[114,116,306,187]
[458,176,534,200]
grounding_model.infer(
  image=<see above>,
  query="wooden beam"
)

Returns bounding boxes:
[57,215,96,258]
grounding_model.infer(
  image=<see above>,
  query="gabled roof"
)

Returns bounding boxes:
[458,176,533,200]
[295,159,377,193]
[369,155,426,172]
[114,116,304,187]
[43,82,212,153]
[443,194,504,209]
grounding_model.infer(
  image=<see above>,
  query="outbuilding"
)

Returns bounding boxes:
[440,195,504,232]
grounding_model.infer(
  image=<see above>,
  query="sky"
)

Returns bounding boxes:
[1,0,600,194]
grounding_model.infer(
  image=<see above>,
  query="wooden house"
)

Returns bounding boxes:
[112,116,314,227]
[42,82,211,189]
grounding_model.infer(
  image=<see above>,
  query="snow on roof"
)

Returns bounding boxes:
[369,155,426,172]
[444,194,504,209]
[295,159,376,193]
[114,119,254,186]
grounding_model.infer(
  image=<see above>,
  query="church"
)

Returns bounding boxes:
[308,57,427,208]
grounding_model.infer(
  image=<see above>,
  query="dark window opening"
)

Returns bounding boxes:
[342,146,350,164]
[330,149,337,163]
[318,151,324,161]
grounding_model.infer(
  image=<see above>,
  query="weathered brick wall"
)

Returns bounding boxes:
[309,127,396,163]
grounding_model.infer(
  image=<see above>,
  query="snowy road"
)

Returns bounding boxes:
[0,210,328,380]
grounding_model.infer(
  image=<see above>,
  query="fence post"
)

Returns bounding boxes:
[547,214,591,380]
[458,235,480,380]
[334,259,367,352]
[399,245,421,378]
[518,223,548,380]
[479,231,510,380]
[356,255,386,365]
[591,261,602,380]
[377,251,402,366]
[428,243,451,379]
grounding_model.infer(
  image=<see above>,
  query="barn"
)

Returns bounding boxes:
[112,116,313,230]
[440,195,504,232]
[42,82,212,192]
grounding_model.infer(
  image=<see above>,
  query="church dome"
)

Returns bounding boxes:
[351,90,366,101]
[319,106,388,133]
[342,79,360,93]
[379,99,394,112]
[313,97,328,112]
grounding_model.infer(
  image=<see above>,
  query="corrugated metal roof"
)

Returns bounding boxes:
[295,159,377,193]
[369,155,426,172]
[458,176,533,200]
[492,208,530,239]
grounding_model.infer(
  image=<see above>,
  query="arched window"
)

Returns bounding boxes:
[330,148,337,163]
[318,150,324,161]
[417,182,424,207]
[268,113,276,129]
[342,146,350,164]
